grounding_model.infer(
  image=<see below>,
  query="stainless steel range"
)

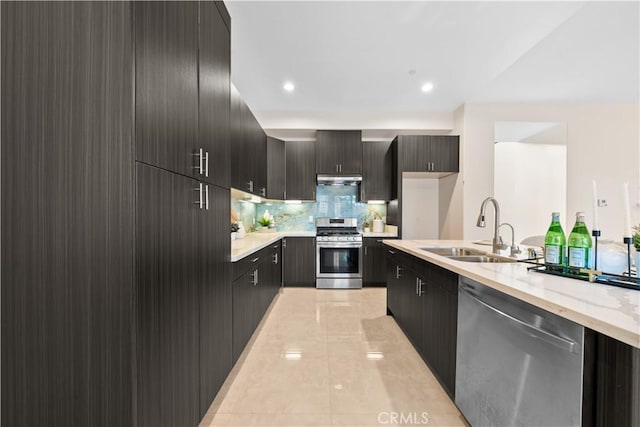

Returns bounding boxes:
[316,218,363,289]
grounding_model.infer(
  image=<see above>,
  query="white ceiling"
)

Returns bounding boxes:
[226,1,640,134]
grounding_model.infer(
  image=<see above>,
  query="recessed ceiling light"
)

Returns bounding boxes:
[421,82,434,93]
[283,81,295,92]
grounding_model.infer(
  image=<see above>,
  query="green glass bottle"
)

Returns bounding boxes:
[544,212,566,270]
[567,212,592,271]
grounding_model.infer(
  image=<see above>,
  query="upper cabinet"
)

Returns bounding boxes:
[397,135,459,173]
[266,137,285,200]
[361,141,394,201]
[135,1,199,180]
[198,1,231,188]
[230,85,267,196]
[285,141,316,201]
[135,1,230,188]
[316,130,363,174]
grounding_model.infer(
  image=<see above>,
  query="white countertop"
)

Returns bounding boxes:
[383,239,640,349]
[363,224,398,238]
[231,231,315,262]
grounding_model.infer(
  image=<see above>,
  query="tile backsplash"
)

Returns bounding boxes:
[231,186,386,232]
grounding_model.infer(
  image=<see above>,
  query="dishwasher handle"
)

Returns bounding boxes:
[460,286,577,353]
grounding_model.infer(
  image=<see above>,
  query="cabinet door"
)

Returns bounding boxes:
[282,237,316,285]
[2,3,134,426]
[362,141,392,201]
[399,136,427,172]
[316,130,338,174]
[199,1,230,188]
[386,250,402,315]
[135,1,199,178]
[364,239,387,285]
[267,137,285,199]
[430,136,459,173]
[230,85,249,192]
[285,141,316,200]
[199,183,232,417]
[136,164,200,427]
[232,268,256,362]
[338,130,363,174]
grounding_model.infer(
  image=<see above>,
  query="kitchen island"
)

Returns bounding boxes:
[383,239,640,426]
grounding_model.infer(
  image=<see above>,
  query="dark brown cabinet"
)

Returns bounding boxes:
[136,164,201,427]
[316,130,363,174]
[2,2,233,426]
[362,141,394,201]
[385,250,458,398]
[230,85,267,196]
[285,141,316,200]
[2,3,135,426]
[282,237,316,286]
[199,184,232,418]
[198,1,231,188]
[396,135,459,173]
[135,1,200,180]
[267,137,285,199]
[232,243,281,361]
[364,238,393,285]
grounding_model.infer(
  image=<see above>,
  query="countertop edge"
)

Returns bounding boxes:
[231,231,316,262]
[383,239,640,349]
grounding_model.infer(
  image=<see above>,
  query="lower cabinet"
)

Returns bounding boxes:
[232,242,281,362]
[363,238,392,285]
[386,250,458,398]
[282,237,316,286]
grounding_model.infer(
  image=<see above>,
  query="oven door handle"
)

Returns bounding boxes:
[317,242,363,248]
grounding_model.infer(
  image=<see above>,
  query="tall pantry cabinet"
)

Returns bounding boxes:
[1,2,232,427]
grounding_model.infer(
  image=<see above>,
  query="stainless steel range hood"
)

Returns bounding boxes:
[316,174,363,186]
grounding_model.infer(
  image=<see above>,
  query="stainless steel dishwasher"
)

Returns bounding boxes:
[456,277,585,427]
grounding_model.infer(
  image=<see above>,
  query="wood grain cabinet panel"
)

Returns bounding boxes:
[285,141,316,200]
[282,237,316,285]
[1,2,134,426]
[135,1,200,178]
[362,141,393,201]
[199,1,231,188]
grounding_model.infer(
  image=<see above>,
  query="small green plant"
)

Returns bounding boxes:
[257,211,274,227]
[633,225,640,250]
[231,222,239,233]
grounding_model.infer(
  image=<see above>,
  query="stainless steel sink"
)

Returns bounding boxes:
[420,247,486,257]
[448,255,516,263]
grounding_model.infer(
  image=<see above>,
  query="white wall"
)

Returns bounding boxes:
[402,177,439,239]
[494,142,567,241]
[458,103,639,241]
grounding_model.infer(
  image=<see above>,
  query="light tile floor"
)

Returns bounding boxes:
[200,288,468,427]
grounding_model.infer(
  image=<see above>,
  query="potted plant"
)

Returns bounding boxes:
[257,211,274,232]
[363,220,371,233]
[230,222,239,240]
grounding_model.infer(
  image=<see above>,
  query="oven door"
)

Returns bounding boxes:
[316,242,363,278]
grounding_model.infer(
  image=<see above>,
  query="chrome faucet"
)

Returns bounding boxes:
[476,197,507,254]
[499,222,521,258]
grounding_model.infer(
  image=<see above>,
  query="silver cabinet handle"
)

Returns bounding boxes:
[194,183,203,209]
[205,184,210,210]
[204,151,209,177]
[283,190,287,199]
[416,278,419,295]
[418,278,424,296]
[336,164,339,172]
[364,246,367,256]
[273,253,278,264]
[283,239,287,248]
[248,180,254,192]
[251,269,258,285]
[460,287,577,353]
[260,187,266,197]
[388,250,396,255]
[250,257,259,263]
[396,265,402,279]
[339,164,342,172]
[195,148,204,175]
